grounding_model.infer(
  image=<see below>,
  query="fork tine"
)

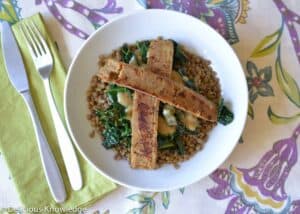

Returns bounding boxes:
[24,22,44,56]
[30,21,51,55]
[20,23,38,57]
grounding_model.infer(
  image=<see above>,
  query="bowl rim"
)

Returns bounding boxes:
[64,9,248,191]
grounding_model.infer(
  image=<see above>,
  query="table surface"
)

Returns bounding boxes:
[1,0,300,213]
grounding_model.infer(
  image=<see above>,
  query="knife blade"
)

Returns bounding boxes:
[1,21,66,203]
[1,22,28,93]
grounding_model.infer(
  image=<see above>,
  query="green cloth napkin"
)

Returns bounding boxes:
[0,13,116,210]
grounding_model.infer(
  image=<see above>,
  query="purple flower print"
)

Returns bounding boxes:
[146,0,249,44]
[208,123,300,213]
[290,200,300,214]
[36,0,123,39]
[274,0,300,64]
[208,168,233,199]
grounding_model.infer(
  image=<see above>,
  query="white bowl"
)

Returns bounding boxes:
[64,9,248,191]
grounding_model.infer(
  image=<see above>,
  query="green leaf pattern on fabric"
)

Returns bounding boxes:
[268,106,300,124]
[126,207,143,214]
[127,194,150,203]
[162,191,170,209]
[248,104,254,119]
[148,200,155,214]
[251,24,283,58]
[126,193,156,214]
[0,0,21,24]
[126,189,186,213]
[275,46,300,108]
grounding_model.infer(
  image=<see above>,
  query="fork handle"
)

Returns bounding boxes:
[21,91,66,203]
[43,80,83,191]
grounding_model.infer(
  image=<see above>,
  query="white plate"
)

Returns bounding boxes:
[64,9,248,191]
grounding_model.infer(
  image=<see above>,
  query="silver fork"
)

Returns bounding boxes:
[20,21,83,191]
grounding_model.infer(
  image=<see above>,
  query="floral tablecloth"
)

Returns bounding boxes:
[1,0,300,213]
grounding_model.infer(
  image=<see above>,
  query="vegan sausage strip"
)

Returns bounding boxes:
[130,40,174,169]
[98,58,217,122]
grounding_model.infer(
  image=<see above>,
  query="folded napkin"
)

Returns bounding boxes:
[0,13,116,210]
